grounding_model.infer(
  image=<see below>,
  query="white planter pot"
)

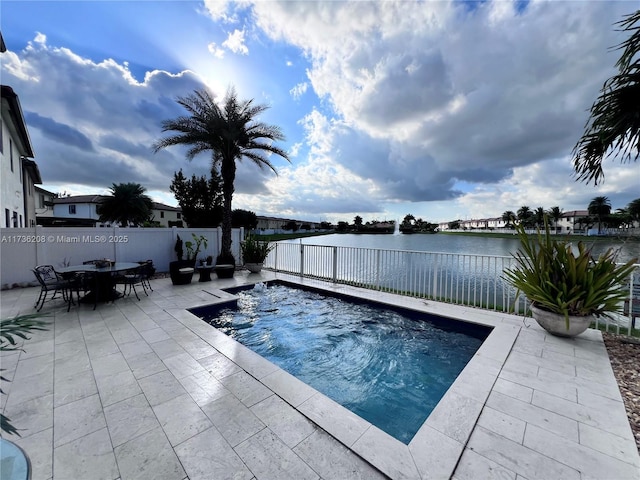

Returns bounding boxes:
[245,263,263,273]
[530,305,594,337]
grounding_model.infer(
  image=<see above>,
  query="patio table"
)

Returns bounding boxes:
[197,265,213,282]
[57,262,140,303]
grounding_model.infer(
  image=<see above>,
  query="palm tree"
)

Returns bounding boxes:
[534,207,546,228]
[154,87,289,263]
[628,198,640,222]
[97,183,153,226]
[548,206,563,233]
[572,10,640,184]
[588,196,612,234]
[517,206,533,227]
[502,210,516,228]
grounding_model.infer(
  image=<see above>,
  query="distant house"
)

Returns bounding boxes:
[34,185,56,221]
[557,210,589,233]
[255,216,322,234]
[1,85,41,228]
[45,195,183,227]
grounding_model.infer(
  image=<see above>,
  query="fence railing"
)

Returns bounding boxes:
[264,242,640,335]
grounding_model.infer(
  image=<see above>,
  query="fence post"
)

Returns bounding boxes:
[35,224,44,267]
[376,249,381,290]
[274,243,279,272]
[300,243,305,277]
[332,246,338,283]
[432,253,439,299]
[113,225,120,261]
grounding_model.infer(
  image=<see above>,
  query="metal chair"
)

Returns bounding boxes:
[114,265,147,300]
[137,260,154,293]
[32,265,78,312]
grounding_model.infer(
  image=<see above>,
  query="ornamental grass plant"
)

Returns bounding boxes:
[241,234,274,264]
[503,219,638,329]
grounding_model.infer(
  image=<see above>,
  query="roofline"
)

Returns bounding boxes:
[1,85,35,157]
[22,158,42,184]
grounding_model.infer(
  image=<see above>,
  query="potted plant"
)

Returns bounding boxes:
[214,251,236,279]
[169,235,194,285]
[185,234,208,264]
[504,220,637,337]
[241,234,274,273]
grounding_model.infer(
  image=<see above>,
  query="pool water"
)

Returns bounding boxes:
[192,283,488,444]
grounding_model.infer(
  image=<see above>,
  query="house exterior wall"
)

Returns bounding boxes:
[35,186,56,219]
[0,121,23,227]
[53,201,100,221]
[22,162,37,227]
[149,207,182,227]
[1,86,39,229]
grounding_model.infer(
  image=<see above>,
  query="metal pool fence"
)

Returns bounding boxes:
[263,242,640,335]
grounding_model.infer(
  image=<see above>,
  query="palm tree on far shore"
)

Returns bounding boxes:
[534,207,546,228]
[628,198,640,223]
[517,206,533,227]
[548,206,563,233]
[588,196,612,234]
[154,87,289,263]
[97,183,153,226]
[502,210,516,228]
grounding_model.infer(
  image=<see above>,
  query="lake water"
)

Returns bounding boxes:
[284,233,640,264]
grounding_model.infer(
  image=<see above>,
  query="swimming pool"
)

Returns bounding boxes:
[190,282,491,444]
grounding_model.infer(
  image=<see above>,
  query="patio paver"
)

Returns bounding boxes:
[1,271,638,479]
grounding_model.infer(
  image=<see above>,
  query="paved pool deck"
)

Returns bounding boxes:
[1,271,638,479]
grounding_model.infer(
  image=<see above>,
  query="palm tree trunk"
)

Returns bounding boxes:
[220,158,236,261]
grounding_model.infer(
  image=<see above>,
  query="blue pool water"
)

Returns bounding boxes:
[191,283,489,444]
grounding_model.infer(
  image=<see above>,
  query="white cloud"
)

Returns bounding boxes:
[246,0,637,219]
[222,29,249,55]
[1,34,209,194]
[289,142,302,158]
[207,42,225,59]
[289,81,308,100]
[202,0,231,21]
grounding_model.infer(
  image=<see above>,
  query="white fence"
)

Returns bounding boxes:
[0,226,244,289]
[264,242,640,333]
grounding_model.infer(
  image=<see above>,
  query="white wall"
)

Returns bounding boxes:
[1,118,24,228]
[0,226,244,289]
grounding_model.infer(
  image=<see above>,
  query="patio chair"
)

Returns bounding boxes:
[137,260,154,293]
[75,270,100,310]
[114,265,148,301]
[32,265,78,312]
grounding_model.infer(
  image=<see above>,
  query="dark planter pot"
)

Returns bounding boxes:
[214,264,235,279]
[170,260,195,285]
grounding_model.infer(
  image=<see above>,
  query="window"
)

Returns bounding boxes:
[19,215,23,227]
[10,139,13,172]
[40,194,45,208]
[160,211,165,218]
[5,209,9,228]
[12,211,18,227]
[69,205,76,214]
[177,212,181,219]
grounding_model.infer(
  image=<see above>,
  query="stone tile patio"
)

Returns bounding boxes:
[1,271,638,479]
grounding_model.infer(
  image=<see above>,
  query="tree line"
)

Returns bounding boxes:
[487,196,640,233]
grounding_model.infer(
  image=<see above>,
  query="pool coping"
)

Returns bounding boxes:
[178,274,520,479]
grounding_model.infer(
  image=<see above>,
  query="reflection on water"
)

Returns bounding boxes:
[274,234,639,314]
[285,233,640,263]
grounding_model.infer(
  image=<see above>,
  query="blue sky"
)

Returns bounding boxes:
[2,0,638,224]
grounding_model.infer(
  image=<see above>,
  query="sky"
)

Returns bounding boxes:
[1,0,639,225]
